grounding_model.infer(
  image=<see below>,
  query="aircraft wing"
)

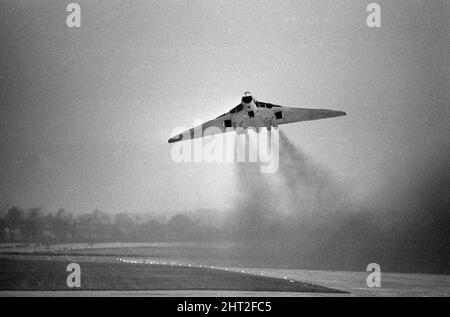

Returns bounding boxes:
[168,113,231,143]
[276,106,346,125]
[168,104,346,143]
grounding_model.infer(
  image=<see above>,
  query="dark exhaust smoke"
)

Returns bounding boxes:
[225,130,450,273]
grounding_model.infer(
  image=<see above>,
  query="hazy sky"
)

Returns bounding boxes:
[0,0,448,216]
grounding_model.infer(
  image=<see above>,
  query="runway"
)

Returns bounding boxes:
[1,243,449,297]
[225,268,450,297]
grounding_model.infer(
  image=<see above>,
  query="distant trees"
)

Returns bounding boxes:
[113,213,136,241]
[0,207,221,244]
[139,220,166,242]
[5,207,22,241]
[51,208,74,241]
[22,207,44,241]
[76,209,111,243]
[0,216,6,241]
[167,214,195,241]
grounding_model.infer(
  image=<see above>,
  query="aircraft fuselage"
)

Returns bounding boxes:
[233,98,278,133]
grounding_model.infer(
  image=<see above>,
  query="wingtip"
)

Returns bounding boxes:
[328,110,347,118]
[333,110,346,117]
[168,134,183,143]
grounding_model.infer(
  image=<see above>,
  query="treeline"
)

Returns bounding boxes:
[0,206,222,244]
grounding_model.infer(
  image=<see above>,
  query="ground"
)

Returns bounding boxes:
[0,243,449,296]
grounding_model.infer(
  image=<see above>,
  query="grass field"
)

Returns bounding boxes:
[0,257,344,293]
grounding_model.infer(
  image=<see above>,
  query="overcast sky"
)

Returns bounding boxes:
[0,0,448,216]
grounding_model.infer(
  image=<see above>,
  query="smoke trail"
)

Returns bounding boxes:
[227,130,450,273]
[228,130,346,240]
[230,154,275,241]
[277,132,348,222]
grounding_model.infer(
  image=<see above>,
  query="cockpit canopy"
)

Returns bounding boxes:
[241,92,253,104]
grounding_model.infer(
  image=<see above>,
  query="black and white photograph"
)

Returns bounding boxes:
[0,0,449,302]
